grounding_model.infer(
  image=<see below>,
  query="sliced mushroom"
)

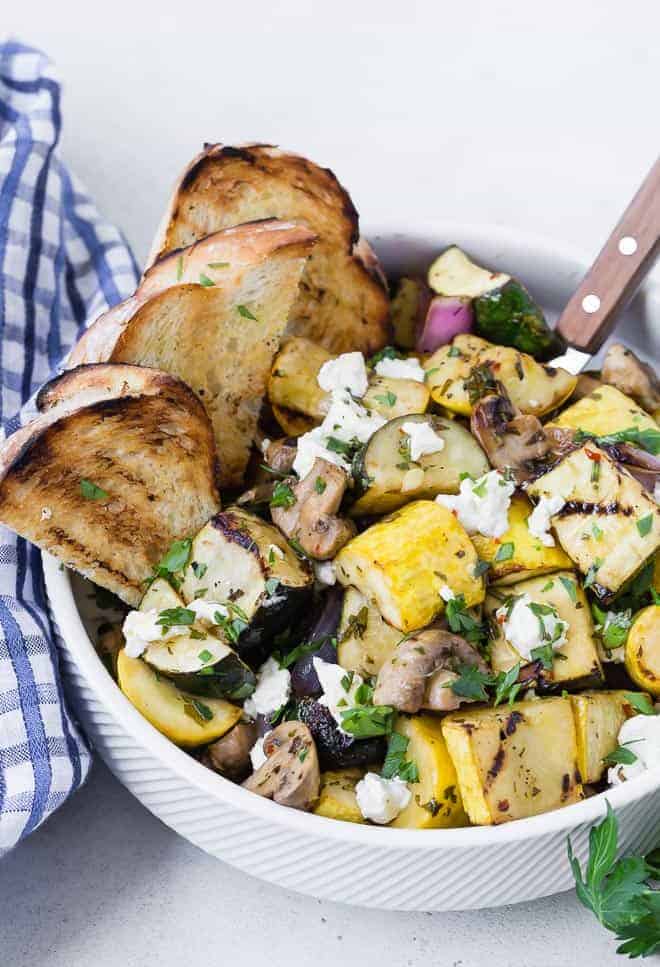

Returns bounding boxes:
[271,457,356,560]
[265,437,298,475]
[200,721,257,781]
[471,392,551,482]
[373,627,489,713]
[243,720,320,811]
[601,343,660,414]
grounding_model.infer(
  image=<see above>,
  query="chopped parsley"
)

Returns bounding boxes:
[575,426,660,456]
[237,304,258,321]
[374,391,397,407]
[197,649,213,663]
[381,732,419,783]
[367,346,400,368]
[637,513,654,538]
[156,606,195,629]
[175,254,184,281]
[445,594,486,647]
[494,542,515,562]
[80,479,108,501]
[625,692,657,716]
[340,704,395,738]
[559,576,578,603]
[270,481,296,509]
[314,476,327,495]
[198,272,215,286]
[602,744,639,767]
[183,698,214,724]
[264,577,280,597]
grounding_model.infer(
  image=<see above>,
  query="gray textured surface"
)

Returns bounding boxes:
[3,0,659,963]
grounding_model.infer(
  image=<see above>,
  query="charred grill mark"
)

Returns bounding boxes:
[560,773,571,801]
[486,746,506,787]
[504,711,524,736]
[556,500,632,517]
[497,799,510,812]
[211,512,262,559]
[46,527,140,588]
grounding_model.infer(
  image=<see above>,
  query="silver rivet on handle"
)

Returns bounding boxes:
[582,294,601,313]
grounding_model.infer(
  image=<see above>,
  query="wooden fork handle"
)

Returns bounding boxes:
[555,156,660,353]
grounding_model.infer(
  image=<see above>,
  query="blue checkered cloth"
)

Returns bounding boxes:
[0,40,139,853]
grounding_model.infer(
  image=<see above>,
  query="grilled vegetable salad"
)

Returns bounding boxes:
[100,244,660,828]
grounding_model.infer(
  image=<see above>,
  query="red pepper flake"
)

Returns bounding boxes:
[584,448,602,462]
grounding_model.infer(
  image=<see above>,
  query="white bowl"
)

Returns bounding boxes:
[45,222,660,911]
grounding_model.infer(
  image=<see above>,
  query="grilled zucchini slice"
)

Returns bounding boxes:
[180,508,313,660]
[390,714,469,829]
[486,570,603,688]
[269,336,331,425]
[527,445,660,601]
[624,605,660,696]
[549,384,657,437]
[427,246,510,298]
[470,495,572,585]
[442,697,582,825]
[423,334,576,417]
[362,375,430,419]
[139,578,232,674]
[334,500,485,633]
[117,649,241,748]
[350,414,489,517]
[569,690,641,783]
[313,768,365,823]
[337,587,403,676]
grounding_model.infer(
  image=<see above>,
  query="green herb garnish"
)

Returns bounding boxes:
[237,304,258,321]
[568,802,660,958]
[80,479,108,501]
[381,732,419,782]
[374,391,397,407]
[494,542,515,562]
[340,704,395,738]
[270,481,296,509]
[637,514,654,538]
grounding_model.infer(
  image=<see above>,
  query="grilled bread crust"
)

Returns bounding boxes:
[146,144,390,354]
[0,364,221,606]
[68,220,316,486]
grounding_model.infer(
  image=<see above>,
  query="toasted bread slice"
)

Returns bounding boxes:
[146,144,390,354]
[68,220,316,486]
[0,364,220,606]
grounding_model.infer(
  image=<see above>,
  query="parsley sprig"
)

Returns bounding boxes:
[569,802,660,958]
[381,732,419,783]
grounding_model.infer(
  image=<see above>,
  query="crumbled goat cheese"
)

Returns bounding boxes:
[400,421,445,462]
[249,733,270,771]
[293,391,385,479]
[313,656,364,733]
[314,560,337,586]
[608,714,660,786]
[436,470,515,538]
[355,773,411,824]
[495,593,569,662]
[243,657,291,719]
[374,356,426,383]
[527,495,565,547]
[439,584,455,602]
[187,599,229,624]
[318,352,369,398]
[122,609,190,659]
[40,507,52,521]
[260,438,271,456]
